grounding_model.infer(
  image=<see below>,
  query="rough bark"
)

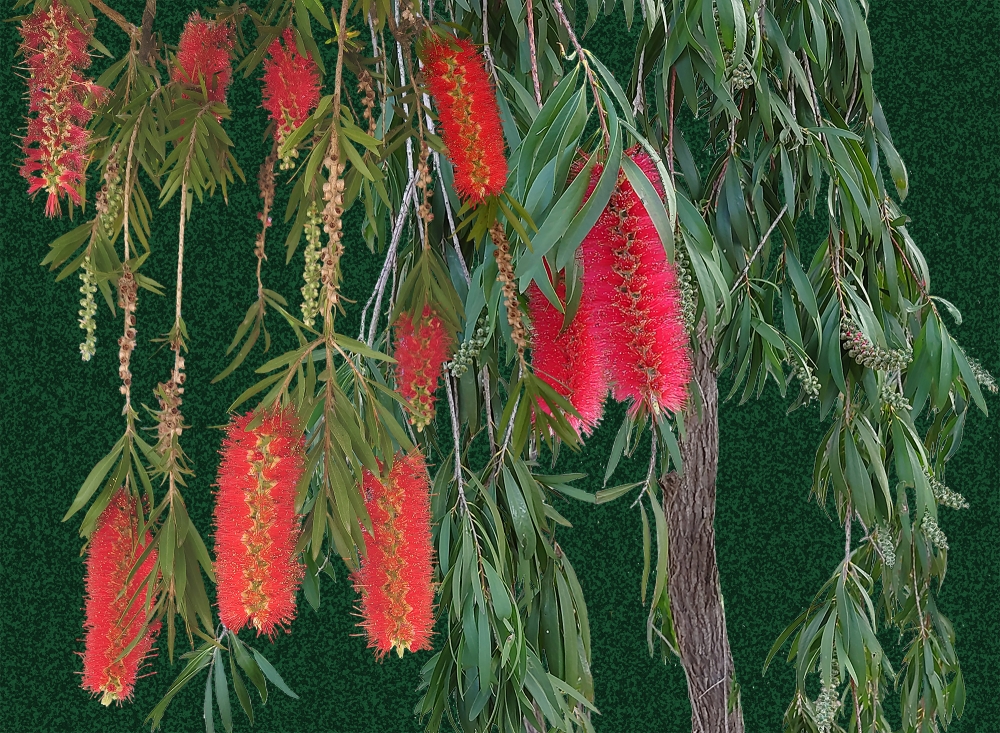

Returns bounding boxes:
[661,335,744,733]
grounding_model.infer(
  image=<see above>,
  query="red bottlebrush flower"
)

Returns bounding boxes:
[262,28,322,148]
[420,36,507,203]
[579,146,692,415]
[82,490,160,705]
[393,304,454,432]
[171,12,235,104]
[353,451,435,658]
[214,404,306,637]
[17,0,105,217]
[527,274,608,435]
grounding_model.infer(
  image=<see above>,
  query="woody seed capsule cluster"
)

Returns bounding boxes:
[873,524,897,567]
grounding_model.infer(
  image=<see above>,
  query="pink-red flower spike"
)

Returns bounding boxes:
[171,12,235,104]
[262,28,322,162]
[420,36,508,203]
[17,1,105,217]
[82,490,160,705]
[353,451,435,658]
[579,146,692,416]
[527,275,608,436]
[393,305,455,432]
[214,404,306,637]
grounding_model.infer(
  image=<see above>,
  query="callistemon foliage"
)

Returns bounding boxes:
[214,404,306,636]
[170,12,235,104]
[579,147,692,416]
[17,0,103,217]
[420,35,507,203]
[262,28,321,167]
[527,275,608,436]
[30,0,993,730]
[82,490,159,705]
[353,451,435,658]
[393,304,454,432]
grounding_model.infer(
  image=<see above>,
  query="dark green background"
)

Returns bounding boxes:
[1,1,996,731]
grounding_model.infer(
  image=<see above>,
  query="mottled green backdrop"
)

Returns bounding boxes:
[1,1,996,731]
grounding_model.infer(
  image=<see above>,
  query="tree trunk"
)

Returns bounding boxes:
[661,336,744,733]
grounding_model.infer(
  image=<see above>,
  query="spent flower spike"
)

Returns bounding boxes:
[17,0,105,216]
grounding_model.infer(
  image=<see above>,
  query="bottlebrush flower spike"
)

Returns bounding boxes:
[261,29,321,155]
[393,304,454,432]
[171,12,235,104]
[17,0,104,217]
[353,451,435,658]
[214,404,306,637]
[579,146,692,415]
[527,275,608,436]
[420,36,507,203]
[82,490,159,705]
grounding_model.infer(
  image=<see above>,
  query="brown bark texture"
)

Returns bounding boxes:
[661,336,744,733]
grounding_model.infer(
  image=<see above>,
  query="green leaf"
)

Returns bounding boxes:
[214,649,232,733]
[596,481,644,504]
[252,649,299,699]
[63,437,125,522]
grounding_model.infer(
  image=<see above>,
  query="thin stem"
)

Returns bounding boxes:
[842,502,852,580]
[526,0,542,107]
[90,0,137,38]
[731,203,788,293]
[363,174,419,345]
[255,142,278,301]
[443,371,465,501]
[482,365,496,456]
[668,67,676,185]
[551,0,611,146]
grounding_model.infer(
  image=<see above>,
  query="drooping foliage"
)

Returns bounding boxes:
[24,0,992,731]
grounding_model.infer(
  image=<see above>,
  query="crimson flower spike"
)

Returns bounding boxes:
[527,273,609,436]
[393,304,454,432]
[171,12,235,104]
[261,28,322,162]
[82,490,160,705]
[213,404,306,637]
[17,0,105,217]
[420,36,508,203]
[579,146,692,416]
[353,451,435,658]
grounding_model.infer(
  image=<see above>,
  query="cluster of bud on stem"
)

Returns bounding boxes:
[320,149,347,321]
[672,233,697,335]
[920,513,949,551]
[840,316,912,371]
[358,68,377,137]
[926,471,969,510]
[878,381,911,412]
[300,202,323,329]
[446,317,488,377]
[873,523,896,567]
